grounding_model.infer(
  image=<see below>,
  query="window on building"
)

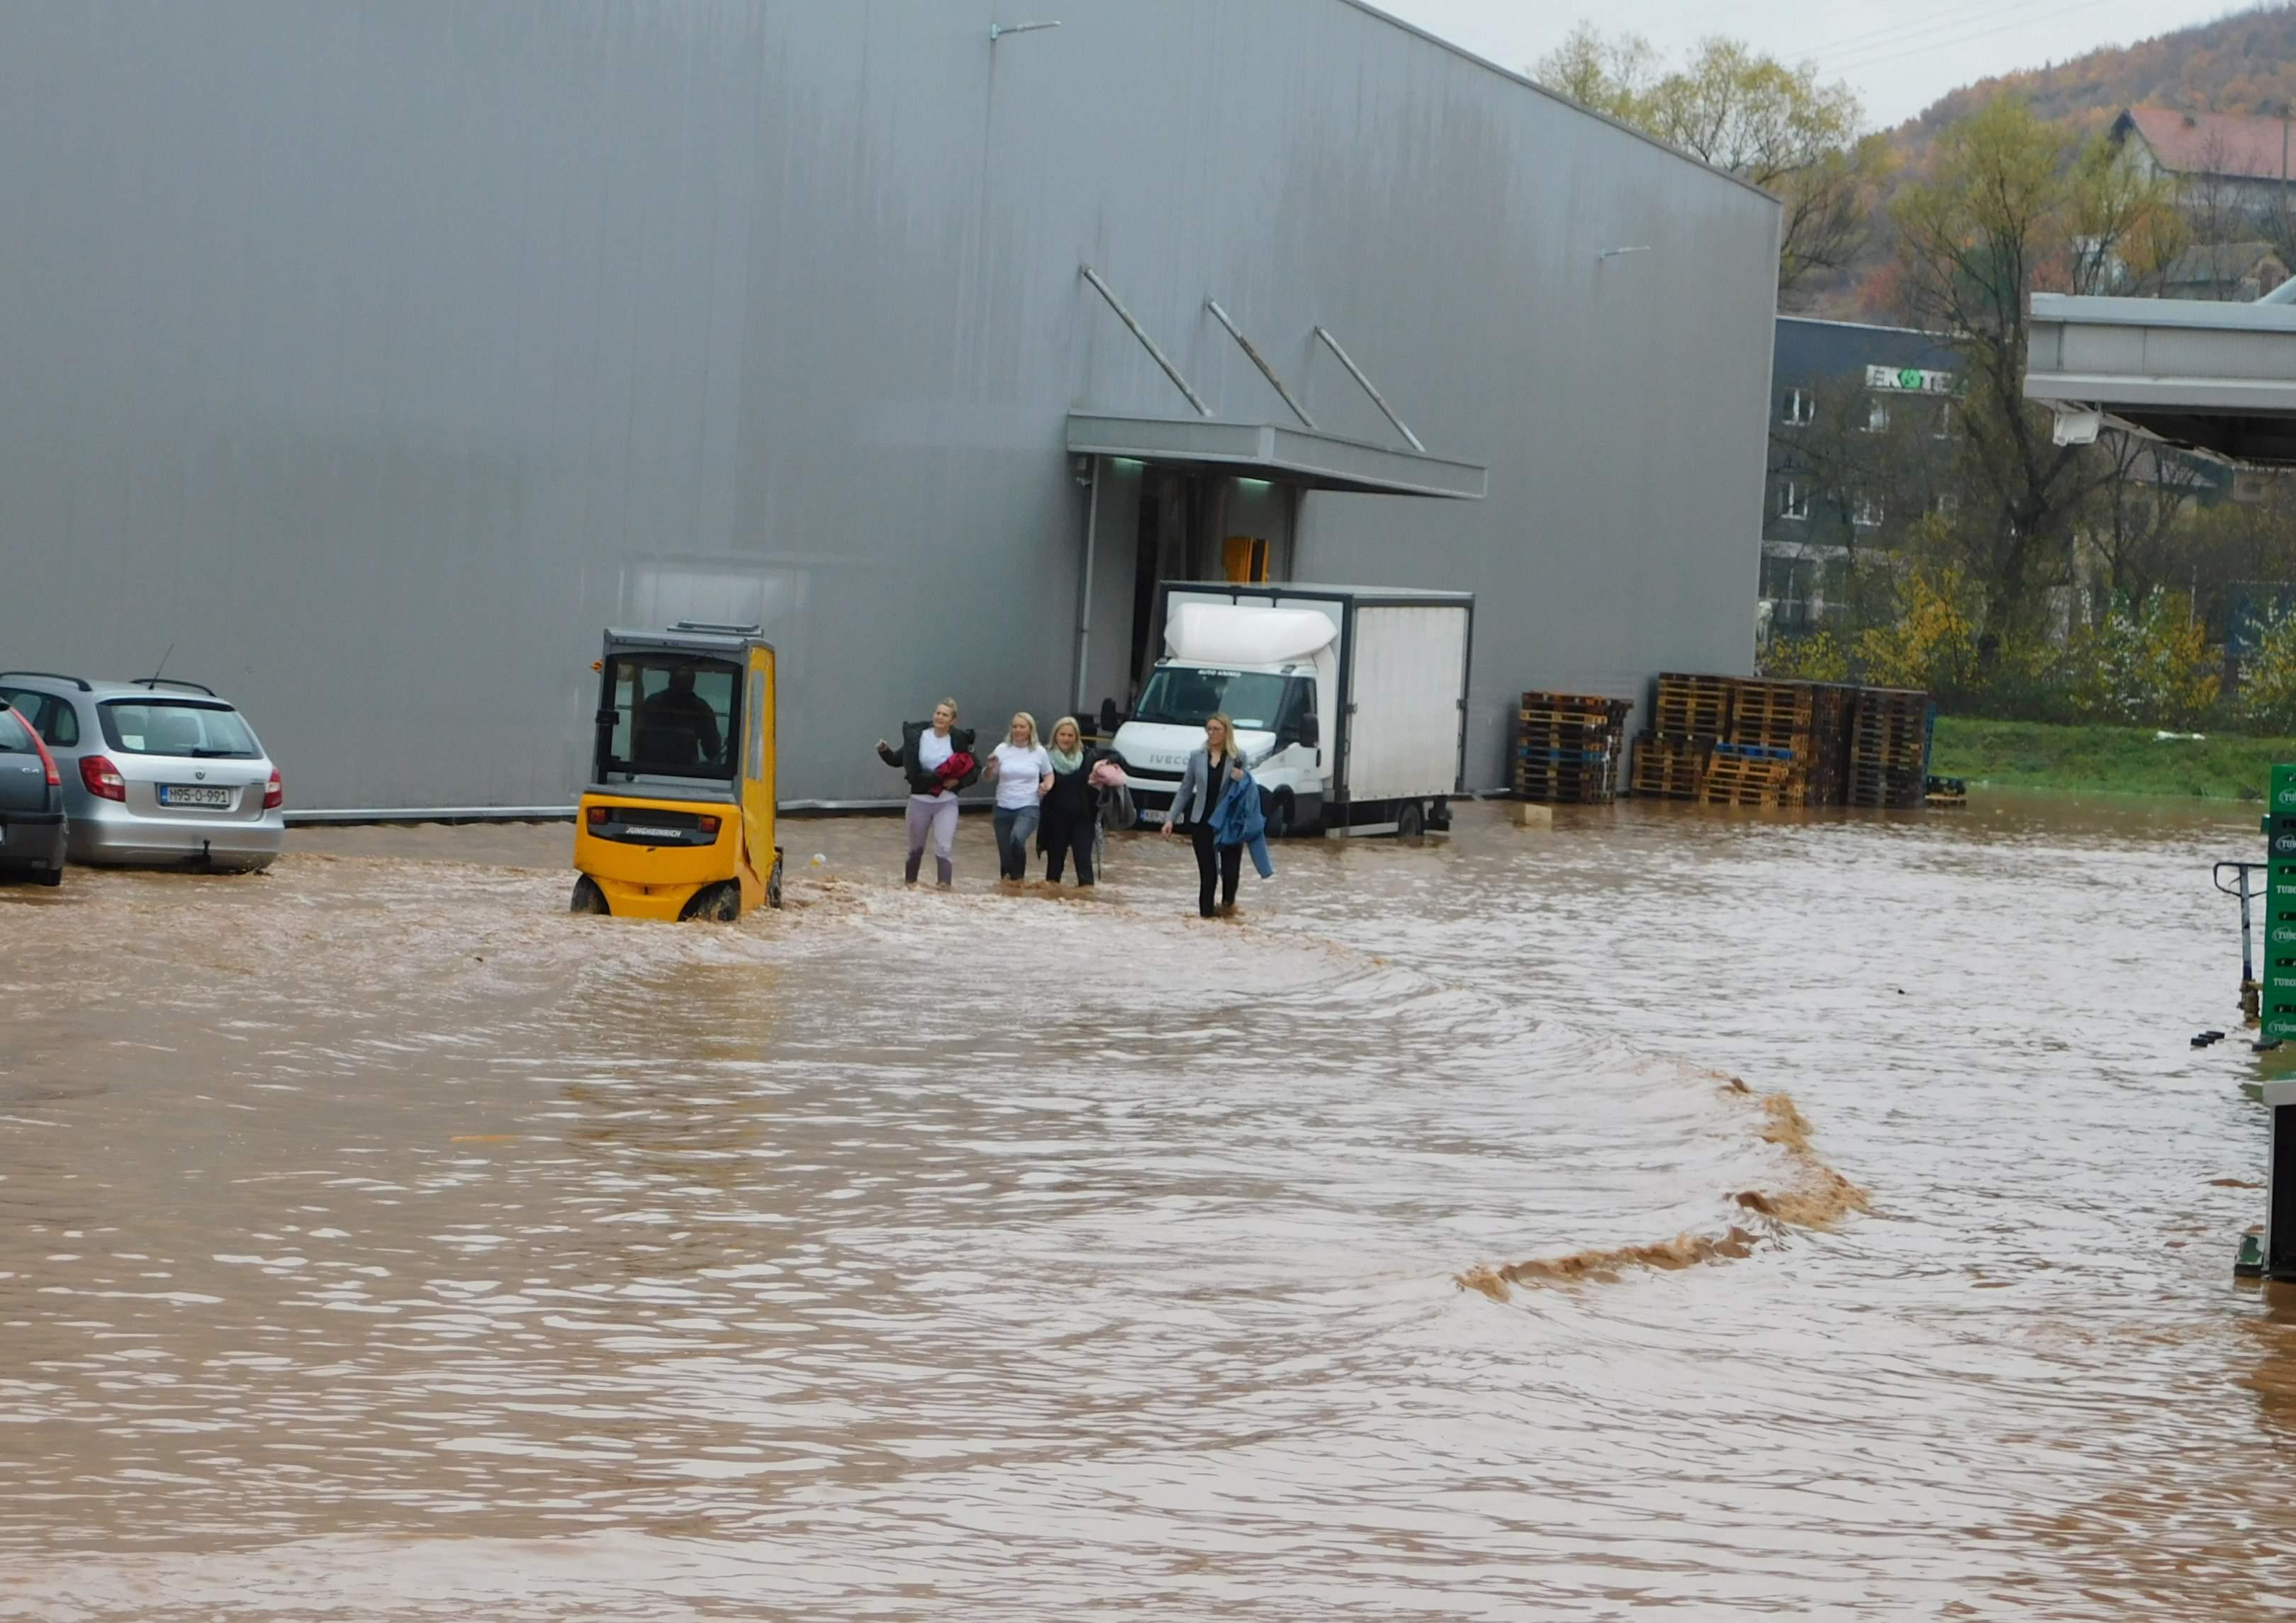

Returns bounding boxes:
[1778,479,1809,520]
[1863,400,1889,434]
[1853,495,1885,528]
[1781,387,1813,426]
[1759,554,1822,636]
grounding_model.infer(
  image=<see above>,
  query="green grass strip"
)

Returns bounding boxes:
[1930,716,2296,801]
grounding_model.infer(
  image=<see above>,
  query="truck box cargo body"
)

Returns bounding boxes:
[1111,583,1473,838]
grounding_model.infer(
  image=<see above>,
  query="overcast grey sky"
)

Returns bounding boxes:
[1380,0,2252,127]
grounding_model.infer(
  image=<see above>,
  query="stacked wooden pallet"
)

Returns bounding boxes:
[1653,673,1730,738]
[1513,691,1634,804]
[1633,673,1730,802]
[1703,748,1796,807]
[1803,683,1857,808]
[1727,680,1815,751]
[1848,687,1930,808]
[1710,680,1816,807]
[1630,673,1930,808]
[1516,691,1632,804]
[1631,733,1709,799]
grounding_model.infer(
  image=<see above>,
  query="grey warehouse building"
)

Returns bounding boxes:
[0,0,1779,814]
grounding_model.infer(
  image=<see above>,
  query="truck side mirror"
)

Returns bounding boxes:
[1098,697,1121,734]
[1294,714,1319,748]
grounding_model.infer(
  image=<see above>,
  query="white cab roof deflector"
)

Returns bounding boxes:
[1166,605,1339,665]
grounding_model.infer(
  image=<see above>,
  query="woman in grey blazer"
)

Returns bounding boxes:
[1159,712,1248,917]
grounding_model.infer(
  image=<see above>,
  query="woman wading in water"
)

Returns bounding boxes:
[1036,716,1105,887]
[876,699,978,887]
[982,712,1053,883]
[1160,712,1248,918]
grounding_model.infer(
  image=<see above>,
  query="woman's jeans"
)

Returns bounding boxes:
[1189,821,1242,916]
[905,794,958,885]
[992,805,1039,881]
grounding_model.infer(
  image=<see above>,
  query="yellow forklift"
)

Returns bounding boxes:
[571,622,783,921]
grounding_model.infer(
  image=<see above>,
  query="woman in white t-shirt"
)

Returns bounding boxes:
[982,712,1053,882]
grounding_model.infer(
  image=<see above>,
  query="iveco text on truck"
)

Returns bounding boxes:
[1111,583,1473,838]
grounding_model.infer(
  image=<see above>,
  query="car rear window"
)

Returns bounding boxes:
[0,707,33,753]
[0,687,78,747]
[99,700,260,758]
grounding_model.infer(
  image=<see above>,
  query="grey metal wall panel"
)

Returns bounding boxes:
[0,0,1778,809]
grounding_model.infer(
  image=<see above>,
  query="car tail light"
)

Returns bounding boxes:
[586,804,609,825]
[81,755,126,802]
[698,815,720,834]
[28,730,59,789]
[263,768,284,811]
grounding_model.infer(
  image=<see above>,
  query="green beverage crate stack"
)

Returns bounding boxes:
[2268,763,2296,1041]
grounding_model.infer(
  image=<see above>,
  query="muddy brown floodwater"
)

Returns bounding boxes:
[3,794,2294,1619]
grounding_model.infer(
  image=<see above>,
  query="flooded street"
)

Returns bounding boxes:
[2,794,2290,1619]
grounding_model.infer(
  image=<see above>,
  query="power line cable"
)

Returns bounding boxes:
[1809,0,2091,71]
[1803,0,2032,64]
[1822,0,2112,75]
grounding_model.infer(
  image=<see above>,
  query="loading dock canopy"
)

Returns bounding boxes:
[2025,293,2296,464]
[1067,413,1487,499]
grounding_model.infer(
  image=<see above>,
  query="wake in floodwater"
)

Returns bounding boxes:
[1455,1081,1871,1301]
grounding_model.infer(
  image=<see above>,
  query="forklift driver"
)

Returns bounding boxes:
[633,666,724,771]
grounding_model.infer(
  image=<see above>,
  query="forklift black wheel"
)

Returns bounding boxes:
[1263,790,1294,841]
[1396,800,1426,841]
[570,875,609,915]
[766,858,784,910]
[681,881,742,923]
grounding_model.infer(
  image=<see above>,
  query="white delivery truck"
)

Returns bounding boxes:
[1109,582,1474,838]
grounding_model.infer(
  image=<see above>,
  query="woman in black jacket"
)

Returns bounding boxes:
[875,698,979,887]
[1036,716,1104,887]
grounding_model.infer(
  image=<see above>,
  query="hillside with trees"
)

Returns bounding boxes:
[1846,3,2296,316]
[1899,2,2296,149]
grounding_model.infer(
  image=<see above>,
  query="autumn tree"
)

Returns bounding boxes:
[1533,28,1893,301]
[1890,96,2186,644]
[2079,438,2219,611]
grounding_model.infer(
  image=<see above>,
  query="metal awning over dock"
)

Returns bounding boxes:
[2025,292,2296,464]
[1065,413,1487,500]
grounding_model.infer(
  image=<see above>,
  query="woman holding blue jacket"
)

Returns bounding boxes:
[1159,712,1250,918]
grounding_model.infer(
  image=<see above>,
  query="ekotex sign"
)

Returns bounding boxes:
[1866,364,1955,394]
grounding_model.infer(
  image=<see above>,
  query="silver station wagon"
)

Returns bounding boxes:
[0,673,285,871]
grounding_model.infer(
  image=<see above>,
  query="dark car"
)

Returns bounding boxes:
[0,700,66,886]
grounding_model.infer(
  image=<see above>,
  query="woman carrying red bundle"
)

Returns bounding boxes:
[875,698,978,887]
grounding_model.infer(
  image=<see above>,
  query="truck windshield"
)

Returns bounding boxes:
[598,654,741,781]
[1133,668,1297,731]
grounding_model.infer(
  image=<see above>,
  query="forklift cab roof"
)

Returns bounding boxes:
[603,622,771,659]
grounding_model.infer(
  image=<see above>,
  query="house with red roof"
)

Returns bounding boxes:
[2110,106,2296,222]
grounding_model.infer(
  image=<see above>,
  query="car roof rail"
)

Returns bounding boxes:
[0,670,92,692]
[668,620,763,635]
[131,677,219,696]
